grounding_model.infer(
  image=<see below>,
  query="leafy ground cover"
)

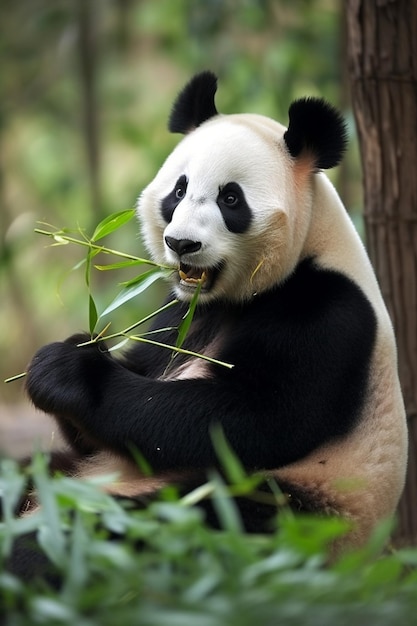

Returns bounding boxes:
[1,454,417,626]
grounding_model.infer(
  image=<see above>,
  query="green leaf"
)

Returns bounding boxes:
[100,267,169,318]
[0,460,27,556]
[65,510,89,593]
[32,454,66,566]
[85,246,99,332]
[71,257,87,271]
[52,235,70,245]
[207,471,244,533]
[91,209,136,242]
[89,294,98,334]
[127,444,154,477]
[120,267,173,288]
[108,337,130,352]
[94,260,152,271]
[176,280,202,349]
[210,424,246,484]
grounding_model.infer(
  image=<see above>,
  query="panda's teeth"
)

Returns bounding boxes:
[179,269,188,281]
[178,267,208,285]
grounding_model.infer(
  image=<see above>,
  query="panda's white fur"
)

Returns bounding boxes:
[22,72,407,554]
[140,114,308,304]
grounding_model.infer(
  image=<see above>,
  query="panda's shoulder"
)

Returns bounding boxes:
[242,257,377,339]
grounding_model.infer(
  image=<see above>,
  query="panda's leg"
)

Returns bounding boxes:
[12,418,97,517]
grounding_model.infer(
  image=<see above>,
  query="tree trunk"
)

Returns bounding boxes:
[345,0,417,545]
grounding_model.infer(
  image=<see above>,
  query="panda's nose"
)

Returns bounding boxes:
[165,236,202,257]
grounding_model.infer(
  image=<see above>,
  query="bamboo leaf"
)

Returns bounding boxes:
[207,471,244,533]
[85,246,100,333]
[210,424,246,484]
[91,209,135,242]
[66,510,89,592]
[176,281,202,349]
[121,267,173,288]
[94,260,153,271]
[52,235,70,245]
[32,454,66,565]
[108,338,130,352]
[100,267,169,318]
[72,258,87,271]
[89,294,98,334]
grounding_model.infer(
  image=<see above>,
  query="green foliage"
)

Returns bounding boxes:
[4,211,233,386]
[38,213,172,338]
[1,456,417,625]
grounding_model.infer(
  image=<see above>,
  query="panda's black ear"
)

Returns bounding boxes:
[283,98,348,169]
[168,71,219,134]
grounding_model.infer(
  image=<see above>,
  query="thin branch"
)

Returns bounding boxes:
[35,228,173,268]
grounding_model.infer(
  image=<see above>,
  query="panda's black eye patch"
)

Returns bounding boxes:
[161,175,188,223]
[217,182,252,234]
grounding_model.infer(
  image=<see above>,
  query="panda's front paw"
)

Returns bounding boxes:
[26,333,112,417]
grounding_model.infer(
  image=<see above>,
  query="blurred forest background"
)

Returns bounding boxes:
[0,0,361,413]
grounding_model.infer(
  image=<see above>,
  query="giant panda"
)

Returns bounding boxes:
[20,71,407,552]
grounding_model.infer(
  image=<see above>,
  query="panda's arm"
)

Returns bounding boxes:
[25,336,276,470]
[25,263,377,472]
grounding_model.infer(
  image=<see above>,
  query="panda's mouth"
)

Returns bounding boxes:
[178,262,221,291]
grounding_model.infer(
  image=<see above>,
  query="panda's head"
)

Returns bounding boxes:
[137,71,347,303]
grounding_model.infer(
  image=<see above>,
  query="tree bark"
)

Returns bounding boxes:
[345,0,417,545]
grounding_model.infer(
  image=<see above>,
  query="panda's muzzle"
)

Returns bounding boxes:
[165,236,221,291]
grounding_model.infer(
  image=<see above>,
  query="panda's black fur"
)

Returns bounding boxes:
[7,72,407,581]
[27,259,376,472]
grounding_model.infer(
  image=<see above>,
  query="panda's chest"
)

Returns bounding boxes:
[158,312,230,381]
